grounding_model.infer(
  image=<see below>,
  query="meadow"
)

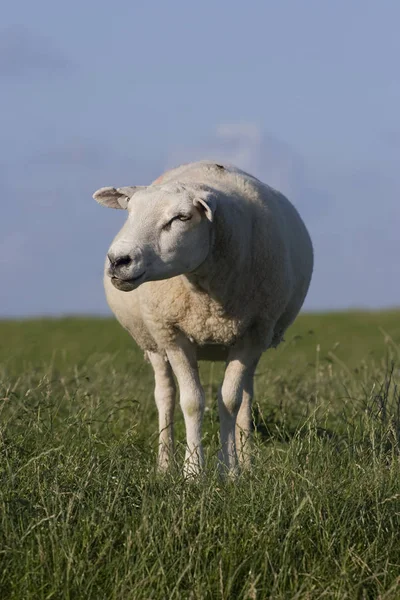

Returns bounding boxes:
[1,311,400,599]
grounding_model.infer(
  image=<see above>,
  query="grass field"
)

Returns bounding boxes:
[1,311,400,599]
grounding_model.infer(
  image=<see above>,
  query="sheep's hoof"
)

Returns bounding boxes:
[182,455,204,479]
[217,452,240,480]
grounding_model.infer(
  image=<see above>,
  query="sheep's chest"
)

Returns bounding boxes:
[179,293,243,346]
[141,278,248,349]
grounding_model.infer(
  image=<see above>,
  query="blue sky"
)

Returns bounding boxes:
[1,0,399,316]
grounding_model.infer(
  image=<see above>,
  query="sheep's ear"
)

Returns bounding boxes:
[92,186,146,209]
[193,192,216,222]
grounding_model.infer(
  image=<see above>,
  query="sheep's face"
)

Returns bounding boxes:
[93,183,215,292]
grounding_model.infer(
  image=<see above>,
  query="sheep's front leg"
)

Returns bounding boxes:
[219,346,261,476]
[235,361,258,469]
[166,339,205,476]
[148,351,176,472]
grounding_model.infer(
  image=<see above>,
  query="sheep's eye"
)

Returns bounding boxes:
[163,214,192,230]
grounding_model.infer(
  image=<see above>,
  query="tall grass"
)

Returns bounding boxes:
[1,312,400,599]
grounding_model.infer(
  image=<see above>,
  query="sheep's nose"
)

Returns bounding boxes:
[107,252,132,271]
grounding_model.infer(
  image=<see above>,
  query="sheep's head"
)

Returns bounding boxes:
[93,182,216,291]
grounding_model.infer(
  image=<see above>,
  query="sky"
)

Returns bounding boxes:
[1,0,400,316]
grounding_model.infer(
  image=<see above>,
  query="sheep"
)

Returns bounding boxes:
[93,161,313,476]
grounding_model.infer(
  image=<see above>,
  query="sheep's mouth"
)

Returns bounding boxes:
[111,272,146,291]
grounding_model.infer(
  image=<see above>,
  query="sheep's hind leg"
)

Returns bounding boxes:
[166,338,205,477]
[218,344,261,477]
[148,351,176,472]
[235,360,258,469]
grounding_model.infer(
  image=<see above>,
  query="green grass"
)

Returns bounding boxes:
[1,311,400,599]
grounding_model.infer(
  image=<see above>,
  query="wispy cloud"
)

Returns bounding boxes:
[0,27,73,78]
[167,122,320,218]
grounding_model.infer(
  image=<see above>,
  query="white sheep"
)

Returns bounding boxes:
[93,161,313,476]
